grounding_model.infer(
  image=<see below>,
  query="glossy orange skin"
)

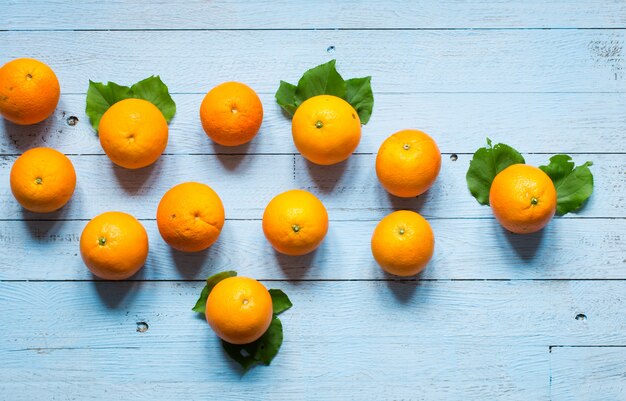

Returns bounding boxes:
[10,147,76,213]
[80,211,149,280]
[292,95,361,165]
[156,182,225,252]
[200,81,263,146]
[371,210,435,277]
[0,58,60,125]
[376,129,441,198]
[262,189,329,256]
[206,276,273,344]
[489,164,557,234]
[98,98,169,169]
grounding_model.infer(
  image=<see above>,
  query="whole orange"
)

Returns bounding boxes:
[98,98,168,169]
[292,95,361,165]
[10,147,76,213]
[80,211,149,280]
[376,129,441,197]
[206,276,273,344]
[489,164,557,234]
[371,210,435,277]
[200,81,263,146]
[262,189,328,256]
[156,182,225,252]
[0,58,60,125]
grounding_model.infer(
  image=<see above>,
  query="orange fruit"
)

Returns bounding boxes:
[80,211,149,280]
[292,95,361,165]
[0,58,60,125]
[262,189,328,256]
[98,98,168,169]
[200,81,263,146]
[371,210,435,277]
[10,147,76,213]
[206,276,273,344]
[156,182,225,252]
[376,129,441,197]
[489,164,557,234]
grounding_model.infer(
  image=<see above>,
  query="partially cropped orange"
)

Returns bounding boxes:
[156,182,225,252]
[206,276,273,344]
[376,129,441,198]
[489,164,557,234]
[80,211,149,280]
[10,147,76,213]
[98,98,168,169]
[0,58,60,125]
[262,189,328,256]
[292,95,361,165]
[200,81,263,146]
[371,210,435,277]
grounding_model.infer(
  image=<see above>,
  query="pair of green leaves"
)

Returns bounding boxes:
[85,76,176,132]
[275,59,374,124]
[466,138,594,215]
[192,271,293,372]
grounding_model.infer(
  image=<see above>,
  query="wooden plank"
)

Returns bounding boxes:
[1,281,623,347]
[0,153,620,220]
[0,346,550,401]
[3,92,625,155]
[2,0,624,30]
[1,30,624,94]
[550,347,626,401]
[0,218,624,281]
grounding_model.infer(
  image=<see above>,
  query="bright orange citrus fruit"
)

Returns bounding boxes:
[98,98,168,169]
[376,129,441,197]
[371,210,435,277]
[0,58,60,125]
[80,211,149,280]
[156,182,225,252]
[489,164,557,234]
[262,189,328,256]
[206,276,273,344]
[10,147,76,213]
[292,95,361,165]
[200,81,263,146]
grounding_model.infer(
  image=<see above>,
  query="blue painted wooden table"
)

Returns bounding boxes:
[1,2,625,400]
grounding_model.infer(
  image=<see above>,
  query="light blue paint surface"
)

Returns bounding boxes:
[0,2,625,400]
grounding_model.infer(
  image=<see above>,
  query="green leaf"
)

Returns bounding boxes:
[85,80,133,131]
[269,289,293,315]
[191,270,238,313]
[85,76,176,133]
[345,77,374,124]
[130,76,176,122]
[466,138,526,205]
[221,316,284,372]
[275,80,298,115]
[191,285,210,313]
[539,155,594,215]
[294,59,346,105]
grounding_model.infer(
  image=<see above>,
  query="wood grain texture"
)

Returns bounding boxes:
[550,347,626,401]
[2,1,625,399]
[2,0,625,30]
[0,153,620,220]
[2,279,626,400]
[0,218,624,281]
[1,30,625,94]
[2,92,625,155]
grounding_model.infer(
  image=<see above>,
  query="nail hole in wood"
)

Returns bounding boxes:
[66,116,79,126]
[450,154,458,161]
[575,313,587,321]
[136,321,149,332]
[327,45,335,53]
